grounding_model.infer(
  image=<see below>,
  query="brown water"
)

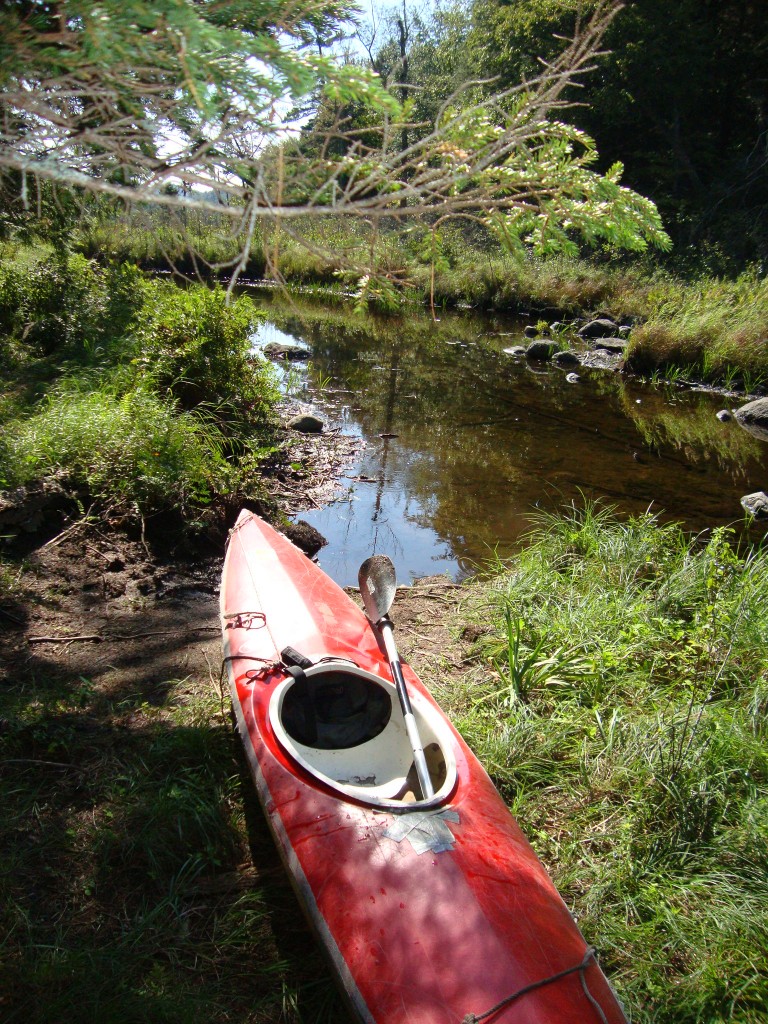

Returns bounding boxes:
[251,293,768,586]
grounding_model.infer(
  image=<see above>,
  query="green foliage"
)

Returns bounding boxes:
[625,270,768,387]
[0,246,147,359]
[0,0,399,170]
[129,282,279,425]
[74,200,268,277]
[2,379,232,513]
[479,606,593,705]
[456,503,768,1021]
[462,0,768,266]
[0,243,282,520]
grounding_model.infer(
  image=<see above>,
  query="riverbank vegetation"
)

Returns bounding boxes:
[0,245,280,527]
[443,504,768,1022]
[47,203,768,393]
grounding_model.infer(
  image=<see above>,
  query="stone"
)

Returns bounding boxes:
[0,476,72,534]
[579,349,623,371]
[263,341,309,360]
[740,491,768,519]
[553,350,580,367]
[716,409,733,422]
[525,339,559,361]
[284,519,327,556]
[593,337,628,353]
[287,414,324,434]
[503,346,527,357]
[734,397,768,441]
[578,317,618,339]
[565,372,580,384]
[523,325,539,338]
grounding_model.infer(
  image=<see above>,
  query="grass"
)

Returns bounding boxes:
[624,270,768,389]
[0,671,342,1024]
[448,503,768,1023]
[0,378,233,513]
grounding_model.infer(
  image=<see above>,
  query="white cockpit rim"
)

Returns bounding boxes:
[268,661,458,811]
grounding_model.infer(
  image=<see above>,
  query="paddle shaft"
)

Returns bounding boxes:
[378,617,435,800]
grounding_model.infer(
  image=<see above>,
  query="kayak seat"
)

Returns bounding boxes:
[281,669,392,750]
[270,662,458,808]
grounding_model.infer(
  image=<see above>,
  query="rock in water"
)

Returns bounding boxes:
[285,519,327,555]
[263,342,309,360]
[288,414,324,434]
[526,340,559,361]
[554,350,580,367]
[740,491,768,519]
[578,318,618,339]
[734,397,768,441]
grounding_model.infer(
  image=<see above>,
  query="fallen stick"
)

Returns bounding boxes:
[29,625,220,645]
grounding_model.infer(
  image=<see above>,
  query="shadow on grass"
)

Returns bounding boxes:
[0,661,348,1023]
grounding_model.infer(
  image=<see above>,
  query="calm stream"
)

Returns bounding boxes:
[250,292,768,587]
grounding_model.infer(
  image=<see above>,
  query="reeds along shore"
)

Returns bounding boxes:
[74,216,768,392]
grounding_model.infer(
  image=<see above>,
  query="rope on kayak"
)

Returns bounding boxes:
[461,946,609,1024]
[223,611,267,631]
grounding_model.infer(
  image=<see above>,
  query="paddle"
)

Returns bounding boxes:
[358,555,435,800]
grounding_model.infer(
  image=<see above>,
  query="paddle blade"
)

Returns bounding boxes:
[358,554,397,622]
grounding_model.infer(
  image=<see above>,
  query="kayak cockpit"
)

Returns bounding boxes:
[269,662,457,810]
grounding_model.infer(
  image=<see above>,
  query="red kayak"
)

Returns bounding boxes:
[220,510,628,1024]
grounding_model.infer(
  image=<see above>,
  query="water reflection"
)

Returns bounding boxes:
[249,293,768,586]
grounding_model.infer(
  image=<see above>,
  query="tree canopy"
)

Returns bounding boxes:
[0,0,672,279]
[454,0,768,266]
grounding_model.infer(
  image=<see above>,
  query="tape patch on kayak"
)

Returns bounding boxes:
[383,809,459,854]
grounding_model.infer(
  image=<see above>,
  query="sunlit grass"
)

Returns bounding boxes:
[452,503,768,1023]
[625,270,768,388]
[0,378,233,513]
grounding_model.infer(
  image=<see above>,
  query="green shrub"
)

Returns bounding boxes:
[129,283,279,428]
[0,248,147,359]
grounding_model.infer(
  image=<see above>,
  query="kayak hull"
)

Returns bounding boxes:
[221,510,627,1024]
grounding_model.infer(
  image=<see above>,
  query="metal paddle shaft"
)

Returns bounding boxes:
[358,555,435,800]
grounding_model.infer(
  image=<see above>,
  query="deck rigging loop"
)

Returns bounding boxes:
[461,946,609,1024]
[223,610,267,631]
[218,655,282,694]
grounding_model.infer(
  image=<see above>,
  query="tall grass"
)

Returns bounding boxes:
[0,248,281,522]
[625,270,768,389]
[453,503,768,1022]
[0,377,232,513]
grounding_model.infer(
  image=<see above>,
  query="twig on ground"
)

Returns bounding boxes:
[28,626,220,645]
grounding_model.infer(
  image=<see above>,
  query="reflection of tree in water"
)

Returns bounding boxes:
[618,383,763,478]
[373,351,400,526]
[258,294,768,569]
